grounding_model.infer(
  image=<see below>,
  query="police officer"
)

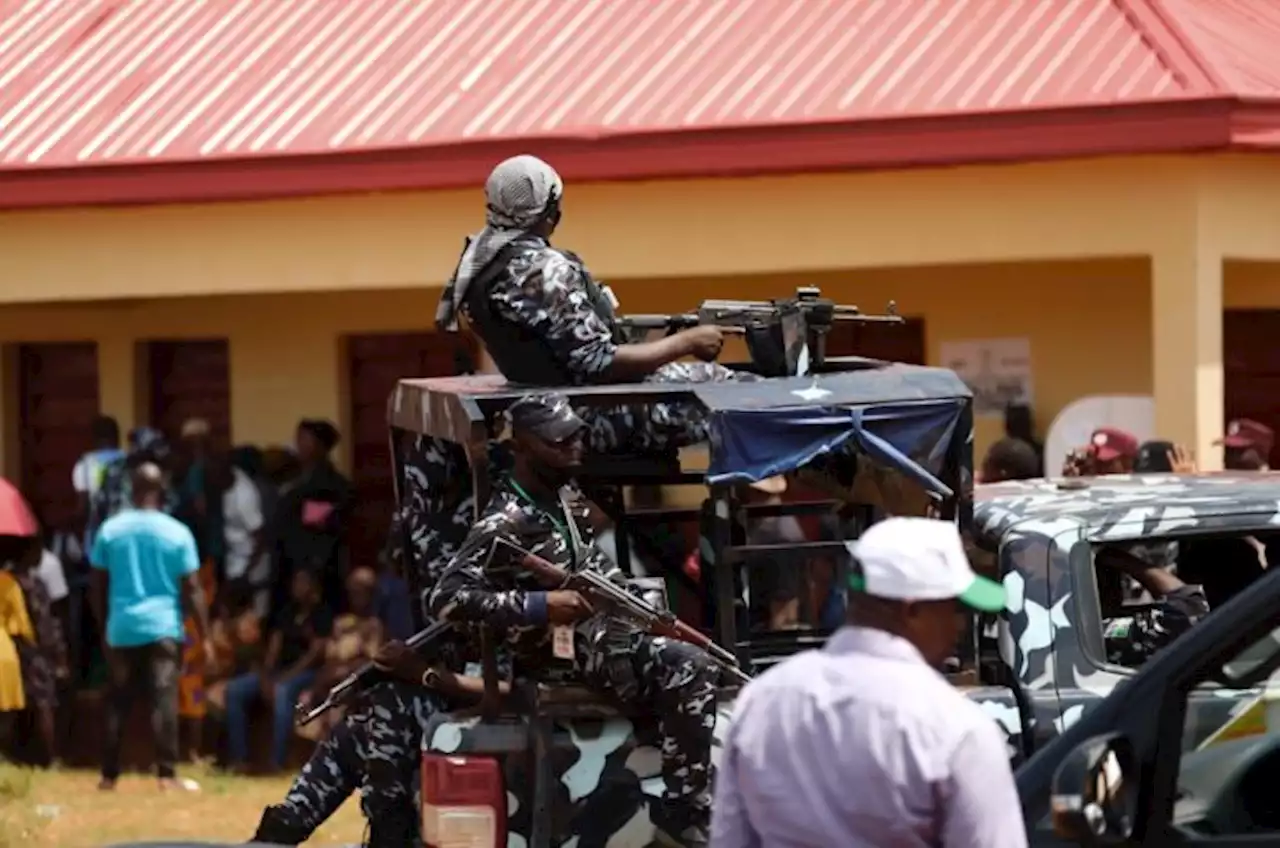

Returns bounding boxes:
[251,675,442,847]
[252,512,482,848]
[1097,546,1210,667]
[429,393,719,846]
[436,154,745,455]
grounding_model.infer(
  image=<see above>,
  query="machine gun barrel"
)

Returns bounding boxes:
[615,286,904,374]
[696,296,903,323]
[828,301,904,323]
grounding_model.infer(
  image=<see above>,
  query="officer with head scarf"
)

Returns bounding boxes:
[436,154,748,455]
[428,393,720,846]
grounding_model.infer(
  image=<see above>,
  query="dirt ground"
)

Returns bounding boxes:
[0,762,367,847]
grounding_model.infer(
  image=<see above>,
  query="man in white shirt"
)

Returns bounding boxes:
[222,465,265,583]
[711,517,1027,848]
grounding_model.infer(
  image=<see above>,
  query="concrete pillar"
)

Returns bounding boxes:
[96,335,138,433]
[1151,241,1223,470]
[229,325,341,463]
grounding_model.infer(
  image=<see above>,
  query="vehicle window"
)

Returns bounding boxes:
[1089,533,1270,673]
[1174,625,1280,837]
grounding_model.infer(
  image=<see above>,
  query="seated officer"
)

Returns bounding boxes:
[251,673,444,848]
[252,522,498,848]
[429,393,719,847]
[1097,546,1210,667]
[435,154,747,455]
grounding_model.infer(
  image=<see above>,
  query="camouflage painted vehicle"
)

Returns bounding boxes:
[387,357,981,848]
[1018,531,1280,844]
[389,333,1280,848]
[971,473,1280,762]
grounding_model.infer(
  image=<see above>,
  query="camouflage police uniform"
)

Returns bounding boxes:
[1104,584,1210,666]
[253,679,445,847]
[428,396,719,844]
[252,502,464,848]
[435,155,750,458]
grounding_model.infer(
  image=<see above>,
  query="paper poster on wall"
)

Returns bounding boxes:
[939,338,1033,416]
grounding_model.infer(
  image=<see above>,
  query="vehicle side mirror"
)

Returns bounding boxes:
[1050,733,1137,844]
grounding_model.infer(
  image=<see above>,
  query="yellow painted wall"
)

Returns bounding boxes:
[0,258,1153,478]
[0,154,1230,304]
[4,152,1280,481]
[0,290,436,474]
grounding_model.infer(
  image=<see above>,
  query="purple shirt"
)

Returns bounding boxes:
[711,627,1028,848]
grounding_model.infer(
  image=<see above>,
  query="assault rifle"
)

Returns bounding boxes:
[295,618,454,726]
[491,537,752,686]
[617,286,904,377]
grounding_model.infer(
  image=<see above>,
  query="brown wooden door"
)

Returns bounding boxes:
[1224,310,1280,466]
[825,317,926,364]
[19,343,101,530]
[347,332,474,567]
[146,340,231,445]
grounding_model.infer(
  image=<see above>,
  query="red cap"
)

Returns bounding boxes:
[1087,427,1139,463]
[1217,418,1274,454]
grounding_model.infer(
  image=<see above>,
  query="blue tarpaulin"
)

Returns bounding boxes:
[698,367,971,496]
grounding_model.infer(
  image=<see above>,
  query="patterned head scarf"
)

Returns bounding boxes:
[127,426,169,461]
[436,155,564,331]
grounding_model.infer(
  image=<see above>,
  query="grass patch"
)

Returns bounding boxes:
[0,761,366,847]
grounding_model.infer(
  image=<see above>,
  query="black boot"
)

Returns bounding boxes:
[652,802,710,848]
[365,807,419,848]
[250,804,313,846]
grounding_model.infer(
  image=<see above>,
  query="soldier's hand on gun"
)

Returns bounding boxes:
[373,639,429,683]
[546,590,595,624]
[680,326,726,362]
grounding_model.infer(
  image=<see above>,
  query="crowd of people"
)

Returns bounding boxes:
[3,150,1276,847]
[977,408,1273,486]
[0,413,416,786]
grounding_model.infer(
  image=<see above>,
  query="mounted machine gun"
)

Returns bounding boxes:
[617,285,904,376]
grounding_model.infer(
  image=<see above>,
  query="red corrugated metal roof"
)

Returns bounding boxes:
[0,0,1277,208]
[1156,0,1280,99]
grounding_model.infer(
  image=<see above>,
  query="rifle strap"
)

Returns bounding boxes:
[558,488,588,574]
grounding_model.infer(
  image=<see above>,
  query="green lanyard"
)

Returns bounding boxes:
[509,479,571,546]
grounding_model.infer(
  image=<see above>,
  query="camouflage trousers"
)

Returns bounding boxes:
[582,361,751,454]
[252,680,444,847]
[577,626,718,817]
